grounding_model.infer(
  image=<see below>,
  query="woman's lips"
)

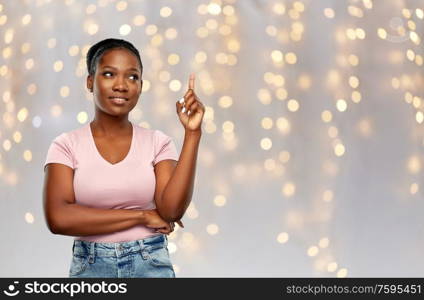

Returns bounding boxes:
[109,97,128,105]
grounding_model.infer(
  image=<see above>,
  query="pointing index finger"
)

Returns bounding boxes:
[188,73,195,90]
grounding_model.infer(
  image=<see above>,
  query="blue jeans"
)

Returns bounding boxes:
[69,234,175,278]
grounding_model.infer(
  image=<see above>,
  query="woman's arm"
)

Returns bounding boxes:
[154,73,205,223]
[154,130,201,222]
[43,163,171,236]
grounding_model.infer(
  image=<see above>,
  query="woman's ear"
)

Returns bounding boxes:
[87,75,93,92]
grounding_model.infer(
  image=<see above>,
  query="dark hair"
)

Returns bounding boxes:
[86,38,143,77]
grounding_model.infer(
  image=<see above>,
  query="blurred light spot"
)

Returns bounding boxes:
[68,45,79,56]
[407,156,421,173]
[142,79,150,92]
[349,76,359,88]
[47,38,56,48]
[275,88,288,100]
[32,116,42,128]
[324,8,335,18]
[214,195,226,207]
[337,268,348,278]
[50,105,63,117]
[336,99,347,112]
[276,117,290,134]
[165,27,178,39]
[208,3,221,15]
[23,150,32,162]
[218,95,232,108]
[13,131,22,143]
[4,28,14,44]
[60,86,70,98]
[116,1,127,11]
[169,79,181,92]
[17,107,29,122]
[307,246,319,257]
[3,139,11,151]
[2,47,12,59]
[410,183,419,195]
[264,158,276,171]
[334,143,345,156]
[53,60,63,72]
[223,5,234,16]
[321,110,332,123]
[416,112,424,124]
[206,223,219,235]
[25,212,34,224]
[119,24,131,36]
[159,71,170,82]
[195,51,207,64]
[222,121,234,133]
[86,4,96,14]
[271,50,283,63]
[285,52,297,64]
[186,203,199,219]
[133,15,146,26]
[77,111,88,124]
[282,182,295,197]
[327,262,338,272]
[0,15,7,26]
[168,242,177,254]
[261,117,273,129]
[25,58,34,70]
[168,53,180,65]
[257,88,272,105]
[351,91,361,103]
[146,24,158,35]
[323,189,333,202]
[260,137,272,150]
[277,232,289,244]
[318,237,329,248]
[287,99,299,112]
[279,151,290,163]
[206,18,218,30]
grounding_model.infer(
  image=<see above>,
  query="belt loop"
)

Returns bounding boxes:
[72,241,75,254]
[88,242,95,264]
[137,239,149,260]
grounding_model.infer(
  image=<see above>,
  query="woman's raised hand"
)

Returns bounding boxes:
[176,73,205,132]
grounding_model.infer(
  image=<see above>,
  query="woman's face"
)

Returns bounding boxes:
[87,48,142,117]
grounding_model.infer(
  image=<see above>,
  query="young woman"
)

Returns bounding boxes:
[42,38,205,278]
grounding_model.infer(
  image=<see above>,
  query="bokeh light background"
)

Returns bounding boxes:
[1,0,424,277]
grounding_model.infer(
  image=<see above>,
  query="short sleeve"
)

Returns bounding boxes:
[44,133,75,171]
[153,130,178,165]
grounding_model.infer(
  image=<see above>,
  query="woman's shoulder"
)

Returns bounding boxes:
[132,123,170,138]
[52,123,89,146]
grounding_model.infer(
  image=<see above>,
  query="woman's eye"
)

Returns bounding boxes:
[129,74,139,80]
[103,72,113,77]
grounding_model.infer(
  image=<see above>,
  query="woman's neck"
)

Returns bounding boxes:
[90,115,132,137]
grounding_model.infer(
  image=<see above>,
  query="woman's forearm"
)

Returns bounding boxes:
[50,203,147,236]
[159,130,201,222]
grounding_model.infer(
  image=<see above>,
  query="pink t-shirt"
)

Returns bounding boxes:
[44,122,179,243]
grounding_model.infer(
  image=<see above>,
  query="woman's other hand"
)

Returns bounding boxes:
[143,209,184,235]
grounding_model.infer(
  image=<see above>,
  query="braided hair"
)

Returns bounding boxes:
[86,38,143,78]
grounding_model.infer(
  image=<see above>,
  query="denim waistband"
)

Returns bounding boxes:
[72,234,168,259]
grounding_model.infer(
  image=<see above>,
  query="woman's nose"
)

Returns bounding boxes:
[112,76,128,92]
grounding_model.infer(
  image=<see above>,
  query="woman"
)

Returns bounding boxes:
[42,38,205,278]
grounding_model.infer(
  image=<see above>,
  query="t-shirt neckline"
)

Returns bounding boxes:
[87,122,135,166]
